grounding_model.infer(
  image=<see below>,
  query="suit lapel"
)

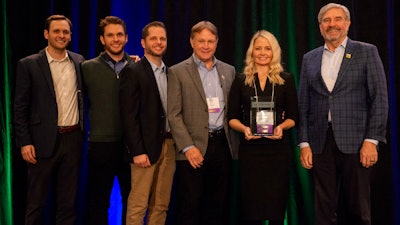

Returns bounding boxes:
[333,39,355,92]
[68,51,82,91]
[216,62,228,104]
[38,50,56,99]
[312,47,330,93]
[68,51,85,129]
[185,58,207,103]
[142,57,163,104]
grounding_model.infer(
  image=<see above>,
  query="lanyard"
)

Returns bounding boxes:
[253,78,275,112]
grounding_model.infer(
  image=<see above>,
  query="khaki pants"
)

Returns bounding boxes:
[126,138,176,225]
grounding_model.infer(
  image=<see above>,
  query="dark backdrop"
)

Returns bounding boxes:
[1,0,399,225]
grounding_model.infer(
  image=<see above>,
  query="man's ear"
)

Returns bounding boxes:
[100,35,105,46]
[44,30,49,40]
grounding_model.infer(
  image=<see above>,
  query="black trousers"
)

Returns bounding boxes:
[85,141,131,225]
[174,135,232,225]
[312,125,373,225]
[25,129,83,225]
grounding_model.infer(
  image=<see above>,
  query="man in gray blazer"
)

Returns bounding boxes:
[298,3,388,225]
[167,21,236,225]
[14,15,85,225]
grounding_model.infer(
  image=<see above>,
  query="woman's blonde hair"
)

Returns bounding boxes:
[243,30,284,86]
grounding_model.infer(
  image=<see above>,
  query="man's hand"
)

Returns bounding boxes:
[133,154,151,168]
[184,147,204,169]
[360,141,378,168]
[21,145,37,164]
[300,146,313,169]
[130,55,141,62]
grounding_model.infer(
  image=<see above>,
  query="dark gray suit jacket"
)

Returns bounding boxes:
[167,56,237,160]
[298,38,388,154]
[14,49,85,157]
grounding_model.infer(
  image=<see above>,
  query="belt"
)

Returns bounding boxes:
[163,132,173,139]
[58,124,80,134]
[208,128,225,139]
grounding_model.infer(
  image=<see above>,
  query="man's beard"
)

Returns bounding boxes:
[323,27,348,42]
[109,49,124,56]
[106,46,124,56]
[146,48,166,57]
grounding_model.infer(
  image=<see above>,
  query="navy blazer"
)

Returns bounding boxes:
[119,57,167,164]
[297,38,388,154]
[14,49,85,157]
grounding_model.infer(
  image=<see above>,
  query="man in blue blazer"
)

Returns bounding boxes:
[298,3,388,225]
[13,15,85,225]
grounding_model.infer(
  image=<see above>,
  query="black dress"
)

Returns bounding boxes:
[227,72,298,220]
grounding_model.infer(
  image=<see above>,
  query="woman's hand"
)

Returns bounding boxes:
[243,126,262,140]
[265,125,283,140]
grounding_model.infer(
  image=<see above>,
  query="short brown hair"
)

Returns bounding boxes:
[142,21,166,39]
[99,16,127,35]
[44,15,72,31]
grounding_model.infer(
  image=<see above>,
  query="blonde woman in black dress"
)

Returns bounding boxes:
[227,30,298,225]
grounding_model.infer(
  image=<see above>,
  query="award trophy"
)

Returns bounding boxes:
[250,96,275,136]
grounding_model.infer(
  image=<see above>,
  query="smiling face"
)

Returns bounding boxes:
[252,37,273,67]
[44,20,71,53]
[190,29,218,64]
[141,26,167,57]
[100,23,128,57]
[319,7,351,48]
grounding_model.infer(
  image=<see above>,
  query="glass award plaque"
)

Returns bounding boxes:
[250,96,275,136]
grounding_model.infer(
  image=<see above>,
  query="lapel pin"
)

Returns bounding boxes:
[346,53,352,59]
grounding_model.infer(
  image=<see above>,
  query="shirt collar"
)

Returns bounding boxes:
[192,53,217,69]
[146,56,166,73]
[102,51,127,64]
[45,47,70,63]
[324,37,348,51]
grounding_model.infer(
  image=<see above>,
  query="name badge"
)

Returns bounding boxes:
[207,97,221,113]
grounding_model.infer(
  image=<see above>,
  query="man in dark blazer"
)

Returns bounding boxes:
[167,21,236,225]
[298,3,388,225]
[119,21,175,225]
[13,15,85,225]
